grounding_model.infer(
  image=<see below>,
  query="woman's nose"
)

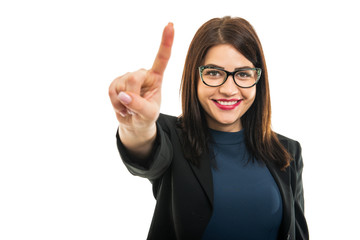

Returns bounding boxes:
[218,75,239,96]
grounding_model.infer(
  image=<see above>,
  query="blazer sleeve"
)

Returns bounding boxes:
[290,141,309,239]
[116,121,173,181]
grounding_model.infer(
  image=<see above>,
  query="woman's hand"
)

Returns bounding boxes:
[109,23,174,158]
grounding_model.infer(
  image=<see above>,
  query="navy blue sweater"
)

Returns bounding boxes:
[202,129,283,240]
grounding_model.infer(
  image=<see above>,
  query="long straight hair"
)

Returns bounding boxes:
[179,16,291,170]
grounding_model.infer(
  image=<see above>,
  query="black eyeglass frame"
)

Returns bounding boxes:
[198,65,262,88]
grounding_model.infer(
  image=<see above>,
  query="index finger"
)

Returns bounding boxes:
[151,22,174,75]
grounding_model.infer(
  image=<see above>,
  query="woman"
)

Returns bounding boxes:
[109,16,309,240]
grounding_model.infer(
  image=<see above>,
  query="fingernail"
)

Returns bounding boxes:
[118,92,132,105]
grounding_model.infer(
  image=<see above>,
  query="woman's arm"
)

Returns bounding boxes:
[116,115,174,181]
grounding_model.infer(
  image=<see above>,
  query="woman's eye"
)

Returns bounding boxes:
[236,71,252,78]
[206,70,220,76]
[204,69,224,78]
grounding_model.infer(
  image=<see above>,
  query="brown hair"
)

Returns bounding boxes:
[179,16,291,169]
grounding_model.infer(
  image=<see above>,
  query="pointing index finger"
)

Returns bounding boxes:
[151,22,174,75]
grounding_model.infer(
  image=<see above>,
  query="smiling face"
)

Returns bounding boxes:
[197,44,257,132]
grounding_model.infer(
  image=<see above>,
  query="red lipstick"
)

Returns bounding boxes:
[213,99,242,110]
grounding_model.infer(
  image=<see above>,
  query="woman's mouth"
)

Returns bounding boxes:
[213,99,242,110]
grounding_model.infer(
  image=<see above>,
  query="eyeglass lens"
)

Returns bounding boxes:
[201,68,259,87]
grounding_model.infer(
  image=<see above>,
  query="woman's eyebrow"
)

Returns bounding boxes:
[204,64,254,70]
[234,66,254,70]
[204,64,224,69]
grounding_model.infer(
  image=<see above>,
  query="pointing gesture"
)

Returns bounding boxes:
[109,23,174,158]
[152,22,174,75]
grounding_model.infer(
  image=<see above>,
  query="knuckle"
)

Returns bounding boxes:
[108,85,116,97]
[126,74,138,85]
[110,73,130,95]
[114,72,130,83]
[139,68,148,76]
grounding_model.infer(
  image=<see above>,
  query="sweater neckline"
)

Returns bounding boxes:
[209,128,245,145]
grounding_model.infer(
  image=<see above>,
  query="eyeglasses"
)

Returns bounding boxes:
[198,65,262,88]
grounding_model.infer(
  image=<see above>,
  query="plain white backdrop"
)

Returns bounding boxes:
[1,0,359,239]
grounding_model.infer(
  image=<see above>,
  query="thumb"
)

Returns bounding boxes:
[118,91,159,120]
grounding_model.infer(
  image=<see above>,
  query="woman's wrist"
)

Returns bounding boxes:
[118,123,157,159]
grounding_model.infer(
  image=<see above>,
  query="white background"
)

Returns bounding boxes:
[1,0,359,239]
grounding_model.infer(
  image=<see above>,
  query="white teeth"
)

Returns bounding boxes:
[217,100,238,105]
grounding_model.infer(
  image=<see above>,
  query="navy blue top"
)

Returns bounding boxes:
[202,129,283,240]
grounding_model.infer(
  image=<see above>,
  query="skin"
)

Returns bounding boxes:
[108,23,174,159]
[197,44,257,132]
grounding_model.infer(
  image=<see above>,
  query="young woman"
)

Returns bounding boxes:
[109,16,309,240]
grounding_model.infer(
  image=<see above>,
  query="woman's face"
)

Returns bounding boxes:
[197,44,257,132]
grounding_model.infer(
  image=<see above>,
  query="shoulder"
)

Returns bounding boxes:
[276,133,302,157]
[276,133,304,171]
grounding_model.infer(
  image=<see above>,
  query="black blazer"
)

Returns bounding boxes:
[117,114,309,240]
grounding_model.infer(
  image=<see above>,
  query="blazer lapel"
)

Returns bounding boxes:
[175,126,214,207]
[189,152,214,207]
